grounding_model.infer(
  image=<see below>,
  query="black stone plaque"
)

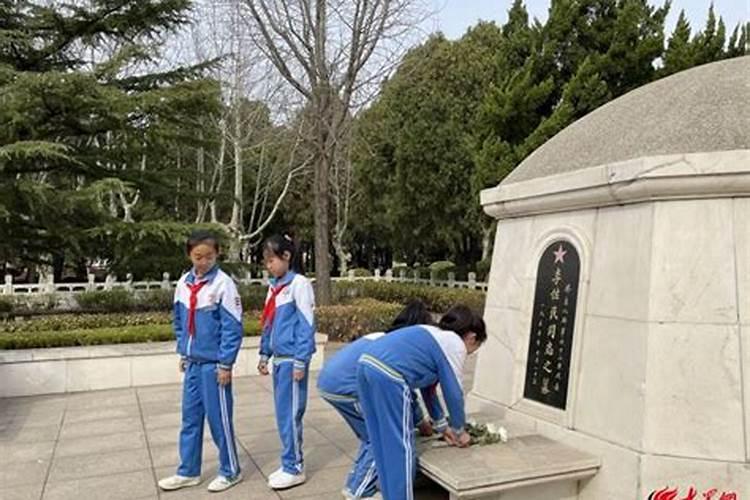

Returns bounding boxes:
[523,240,580,410]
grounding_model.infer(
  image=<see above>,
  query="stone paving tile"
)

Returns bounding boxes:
[64,404,139,424]
[0,483,45,500]
[47,447,151,483]
[65,388,137,410]
[0,440,56,465]
[142,411,182,431]
[235,414,282,436]
[1,459,50,487]
[59,415,142,440]
[0,345,467,500]
[42,469,157,500]
[139,400,184,417]
[0,422,61,443]
[55,430,147,458]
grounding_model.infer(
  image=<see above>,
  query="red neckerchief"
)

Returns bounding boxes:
[187,280,208,337]
[260,282,289,330]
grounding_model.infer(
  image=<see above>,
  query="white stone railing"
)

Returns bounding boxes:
[336,269,488,291]
[1,269,487,296]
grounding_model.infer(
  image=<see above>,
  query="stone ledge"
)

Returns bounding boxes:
[418,433,599,499]
[481,150,750,219]
[0,333,327,397]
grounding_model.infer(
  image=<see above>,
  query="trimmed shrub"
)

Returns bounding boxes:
[332,281,485,313]
[350,268,373,278]
[238,283,268,311]
[0,312,172,333]
[0,320,262,350]
[76,289,135,312]
[136,289,173,311]
[316,298,402,342]
[0,297,13,315]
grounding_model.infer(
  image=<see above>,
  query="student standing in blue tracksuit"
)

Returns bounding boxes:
[158,230,244,493]
[317,300,445,500]
[257,234,316,490]
[357,305,486,500]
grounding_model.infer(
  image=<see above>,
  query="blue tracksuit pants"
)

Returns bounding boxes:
[357,360,417,500]
[177,362,241,479]
[320,393,379,497]
[273,359,309,474]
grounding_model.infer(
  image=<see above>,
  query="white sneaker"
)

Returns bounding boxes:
[207,474,242,492]
[158,474,201,491]
[268,470,306,489]
[268,467,285,482]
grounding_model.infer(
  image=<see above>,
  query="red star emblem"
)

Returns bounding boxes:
[553,244,567,264]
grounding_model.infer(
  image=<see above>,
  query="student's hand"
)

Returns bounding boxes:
[178,358,187,373]
[418,420,434,437]
[293,368,305,381]
[442,427,459,446]
[257,361,270,376]
[456,431,471,448]
[217,367,232,386]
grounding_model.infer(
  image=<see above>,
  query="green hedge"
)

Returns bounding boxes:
[0,312,172,333]
[0,320,263,350]
[316,299,402,342]
[0,300,407,348]
[0,297,13,314]
[237,284,268,311]
[350,268,373,277]
[333,281,485,313]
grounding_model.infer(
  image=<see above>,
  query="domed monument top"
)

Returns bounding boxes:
[505,56,750,184]
[481,56,750,219]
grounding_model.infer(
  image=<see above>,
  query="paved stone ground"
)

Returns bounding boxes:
[0,343,476,500]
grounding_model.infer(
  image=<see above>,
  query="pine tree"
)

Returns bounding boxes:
[727,22,749,57]
[693,4,727,65]
[0,1,221,279]
[663,10,695,74]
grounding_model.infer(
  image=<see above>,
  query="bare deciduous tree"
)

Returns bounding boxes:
[185,1,312,262]
[238,0,427,303]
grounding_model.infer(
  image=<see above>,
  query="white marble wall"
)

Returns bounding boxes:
[476,196,750,497]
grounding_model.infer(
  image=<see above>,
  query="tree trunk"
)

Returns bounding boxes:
[314,149,331,304]
[334,239,348,276]
[229,97,243,233]
[226,232,243,262]
[195,130,205,223]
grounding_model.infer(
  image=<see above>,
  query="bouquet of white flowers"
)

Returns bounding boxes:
[464,419,509,446]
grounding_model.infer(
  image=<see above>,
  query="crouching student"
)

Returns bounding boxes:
[317,300,442,499]
[158,230,244,493]
[357,305,486,500]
